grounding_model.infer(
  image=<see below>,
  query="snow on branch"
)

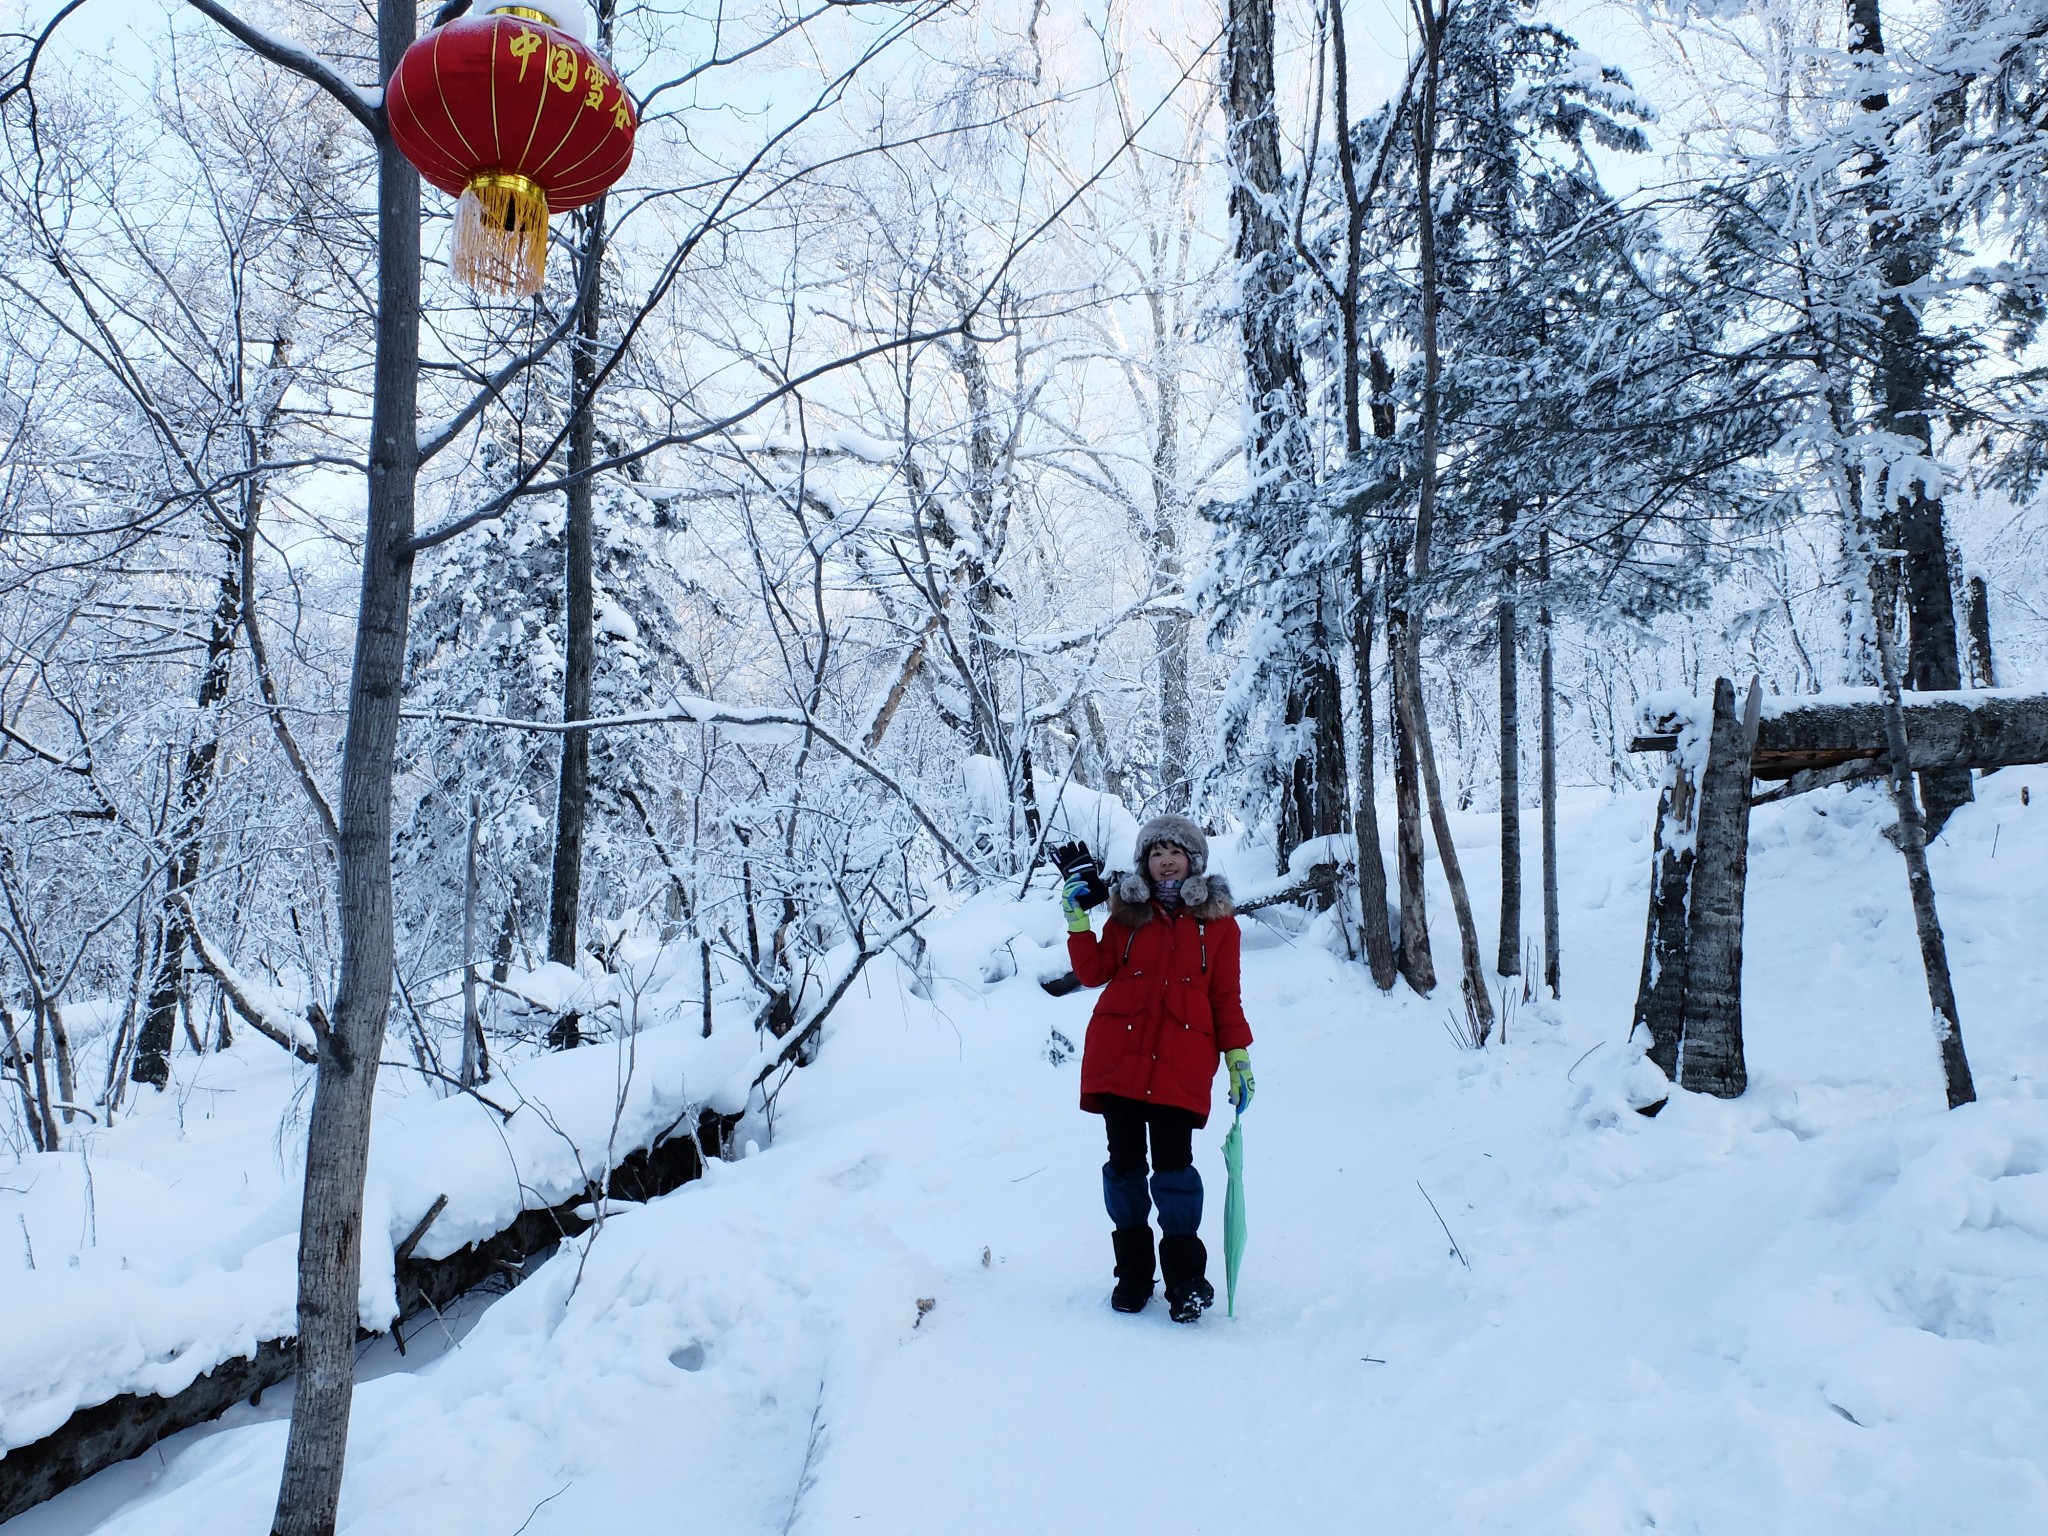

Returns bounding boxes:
[183,0,382,138]
[182,918,320,1064]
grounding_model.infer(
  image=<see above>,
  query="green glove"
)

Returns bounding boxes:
[1060,877,1093,935]
[1225,1048,1255,1113]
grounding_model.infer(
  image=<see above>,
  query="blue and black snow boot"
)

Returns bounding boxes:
[1110,1227,1156,1313]
[1160,1234,1214,1323]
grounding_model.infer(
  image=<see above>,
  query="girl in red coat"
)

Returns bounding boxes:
[1061,815,1256,1321]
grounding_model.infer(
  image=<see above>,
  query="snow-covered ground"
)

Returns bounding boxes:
[6,774,2046,1535]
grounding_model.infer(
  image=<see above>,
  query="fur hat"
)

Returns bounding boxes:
[1132,814,1209,876]
[1110,815,1225,920]
[1109,867,1234,924]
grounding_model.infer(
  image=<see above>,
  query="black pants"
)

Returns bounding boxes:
[1099,1094,1203,1235]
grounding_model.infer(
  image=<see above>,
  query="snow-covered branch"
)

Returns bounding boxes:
[182,1,382,138]
[182,919,321,1065]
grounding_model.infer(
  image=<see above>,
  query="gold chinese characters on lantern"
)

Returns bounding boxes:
[388,6,638,297]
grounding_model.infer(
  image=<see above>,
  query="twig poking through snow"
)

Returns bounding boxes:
[1565,1042,1603,1082]
[510,1483,572,1536]
[782,1378,828,1535]
[1416,1181,1470,1270]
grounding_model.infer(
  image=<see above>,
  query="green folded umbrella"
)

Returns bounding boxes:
[1222,1109,1247,1317]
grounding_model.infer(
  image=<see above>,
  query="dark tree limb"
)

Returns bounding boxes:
[182,1,383,136]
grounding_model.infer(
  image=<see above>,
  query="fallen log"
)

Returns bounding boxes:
[0,1104,737,1524]
[1630,688,2048,782]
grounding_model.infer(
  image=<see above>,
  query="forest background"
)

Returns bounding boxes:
[3,0,2047,1526]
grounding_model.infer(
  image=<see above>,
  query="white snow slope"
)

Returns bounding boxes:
[6,775,2047,1536]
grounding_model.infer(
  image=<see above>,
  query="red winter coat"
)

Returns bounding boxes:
[1068,875,1252,1127]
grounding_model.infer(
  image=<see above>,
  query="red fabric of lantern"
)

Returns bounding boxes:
[388,6,638,297]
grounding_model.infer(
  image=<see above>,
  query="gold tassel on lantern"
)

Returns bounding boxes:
[452,172,550,298]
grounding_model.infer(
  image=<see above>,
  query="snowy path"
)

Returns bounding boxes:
[9,781,2047,1535]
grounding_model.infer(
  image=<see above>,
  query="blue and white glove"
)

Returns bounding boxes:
[1225,1048,1255,1113]
[1060,873,1093,934]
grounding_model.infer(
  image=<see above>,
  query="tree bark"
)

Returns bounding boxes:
[1497,567,1521,977]
[1388,602,1434,994]
[459,794,485,1088]
[545,194,606,996]
[1406,1,1492,1033]
[1870,579,1976,1107]
[1645,691,2048,777]
[1148,321,1194,813]
[133,531,245,1087]
[1675,679,1752,1099]
[1224,0,1345,863]
[269,5,420,1528]
[1348,545,1396,989]
[1847,0,1971,834]
[1539,533,1560,997]
[1964,573,1996,688]
[1632,758,1694,1079]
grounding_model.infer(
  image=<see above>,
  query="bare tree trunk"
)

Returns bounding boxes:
[1964,573,1996,688]
[1497,564,1521,977]
[1388,601,1434,994]
[1675,678,1753,1098]
[1081,695,1130,805]
[134,537,243,1087]
[1403,632,1493,1032]
[1848,0,1971,834]
[1407,0,1492,1033]
[269,5,421,1526]
[1539,534,1560,997]
[1632,757,1694,1078]
[1225,0,1344,863]
[29,996,60,1152]
[1,1002,46,1151]
[545,194,607,1004]
[1870,576,1977,1107]
[1348,545,1396,989]
[1310,623,1347,839]
[459,795,485,1088]
[1155,604,1194,814]
[1150,352,1194,813]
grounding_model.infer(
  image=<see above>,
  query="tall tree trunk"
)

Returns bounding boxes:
[1675,678,1753,1098]
[1225,0,1344,864]
[1497,554,1521,977]
[1407,0,1493,1034]
[546,194,607,998]
[1310,624,1347,839]
[133,536,242,1087]
[269,5,421,1527]
[1149,329,1194,813]
[1963,573,1996,688]
[1327,8,1395,983]
[1539,533,1560,997]
[1348,544,1396,989]
[1388,600,1434,993]
[1632,756,1695,1078]
[459,794,486,1088]
[1866,560,1977,1107]
[1847,0,1971,833]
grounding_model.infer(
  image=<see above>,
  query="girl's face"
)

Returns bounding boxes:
[1147,842,1190,883]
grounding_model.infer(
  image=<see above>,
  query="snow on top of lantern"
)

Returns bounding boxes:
[485,0,596,46]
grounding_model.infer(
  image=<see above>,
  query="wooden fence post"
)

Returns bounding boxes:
[1676,677,1757,1098]
[1631,752,1696,1079]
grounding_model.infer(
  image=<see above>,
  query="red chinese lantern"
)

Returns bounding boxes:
[388,6,638,298]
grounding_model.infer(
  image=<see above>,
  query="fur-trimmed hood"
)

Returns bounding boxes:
[1107,870,1235,927]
